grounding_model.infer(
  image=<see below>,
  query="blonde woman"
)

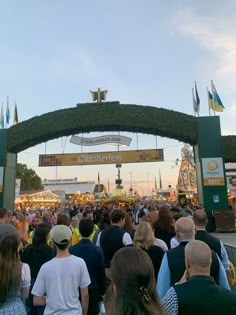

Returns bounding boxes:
[141,214,168,251]
[134,221,164,278]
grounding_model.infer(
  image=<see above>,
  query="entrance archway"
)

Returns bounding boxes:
[1,101,236,230]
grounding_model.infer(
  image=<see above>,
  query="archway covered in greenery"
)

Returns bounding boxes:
[6,102,236,162]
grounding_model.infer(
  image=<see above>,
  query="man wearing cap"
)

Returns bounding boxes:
[32,224,91,315]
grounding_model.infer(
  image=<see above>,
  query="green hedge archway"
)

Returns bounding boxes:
[6,102,236,162]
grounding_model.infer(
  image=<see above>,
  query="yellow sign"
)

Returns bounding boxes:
[203,178,225,186]
[39,149,164,166]
[202,157,225,186]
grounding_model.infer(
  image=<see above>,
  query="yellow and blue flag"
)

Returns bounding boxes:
[207,89,214,110]
[211,80,225,112]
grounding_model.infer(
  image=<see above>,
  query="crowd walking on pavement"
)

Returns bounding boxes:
[0,201,236,315]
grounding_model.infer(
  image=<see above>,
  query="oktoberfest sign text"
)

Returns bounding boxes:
[39,149,164,166]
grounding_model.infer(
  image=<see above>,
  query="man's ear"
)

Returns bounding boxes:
[175,231,180,240]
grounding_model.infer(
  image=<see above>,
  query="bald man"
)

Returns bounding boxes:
[157,217,229,298]
[162,240,236,315]
[193,209,231,286]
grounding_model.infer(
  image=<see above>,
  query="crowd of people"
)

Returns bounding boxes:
[0,201,236,315]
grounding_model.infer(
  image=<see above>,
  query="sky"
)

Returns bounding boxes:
[1,0,236,196]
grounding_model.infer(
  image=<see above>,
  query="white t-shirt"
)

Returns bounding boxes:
[32,255,91,315]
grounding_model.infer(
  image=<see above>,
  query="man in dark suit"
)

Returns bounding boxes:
[162,240,236,315]
[193,209,231,286]
[157,217,229,298]
[70,219,106,315]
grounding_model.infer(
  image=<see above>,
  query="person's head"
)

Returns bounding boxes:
[111,209,126,228]
[148,211,159,227]
[157,206,173,232]
[79,219,94,238]
[0,234,21,304]
[98,210,111,230]
[51,224,72,250]
[71,216,79,228]
[56,214,70,227]
[134,221,155,250]
[0,223,18,243]
[0,208,8,222]
[17,212,25,222]
[35,210,41,218]
[32,223,51,248]
[123,212,133,236]
[175,217,195,241]
[110,247,164,315]
[172,213,186,226]
[83,210,94,221]
[192,209,208,228]
[185,240,212,276]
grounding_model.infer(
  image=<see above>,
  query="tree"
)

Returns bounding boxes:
[16,163,43,191]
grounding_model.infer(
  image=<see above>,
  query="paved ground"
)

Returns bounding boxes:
[212,232,236,247]
[212,232,236,265]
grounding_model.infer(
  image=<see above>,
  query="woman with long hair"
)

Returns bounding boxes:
[21,223,55,315]
[134,221,164,278]
[0,234,31,315]
[110,247,166,315]
[154,205,175,249]
[93,210,111,245]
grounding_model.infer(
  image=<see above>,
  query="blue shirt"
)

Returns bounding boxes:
[157,248,230,298]
[70,239,106,294]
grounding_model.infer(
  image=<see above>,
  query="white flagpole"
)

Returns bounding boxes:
[192,88,196,117]
[211,80,216,116]
[194,81,199,117]
[6,96,9,128]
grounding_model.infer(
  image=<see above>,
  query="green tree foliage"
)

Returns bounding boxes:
[16,163,43,191]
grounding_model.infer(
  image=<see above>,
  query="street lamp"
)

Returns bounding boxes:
[129,172,133,196]
[147,172,149,196]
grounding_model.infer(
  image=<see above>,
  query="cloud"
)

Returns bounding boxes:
[172,8,236,82]
[228,105,236,112]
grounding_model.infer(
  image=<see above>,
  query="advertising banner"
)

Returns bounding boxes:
[70,135,132,146]
[39,149,164,166]
[202,157,225,186]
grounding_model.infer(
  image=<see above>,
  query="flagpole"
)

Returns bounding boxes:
[211,80,216,116]
[194,82,200,117]
[192,88,196,117]
[207,87,211,116]
[6,97,8,128]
